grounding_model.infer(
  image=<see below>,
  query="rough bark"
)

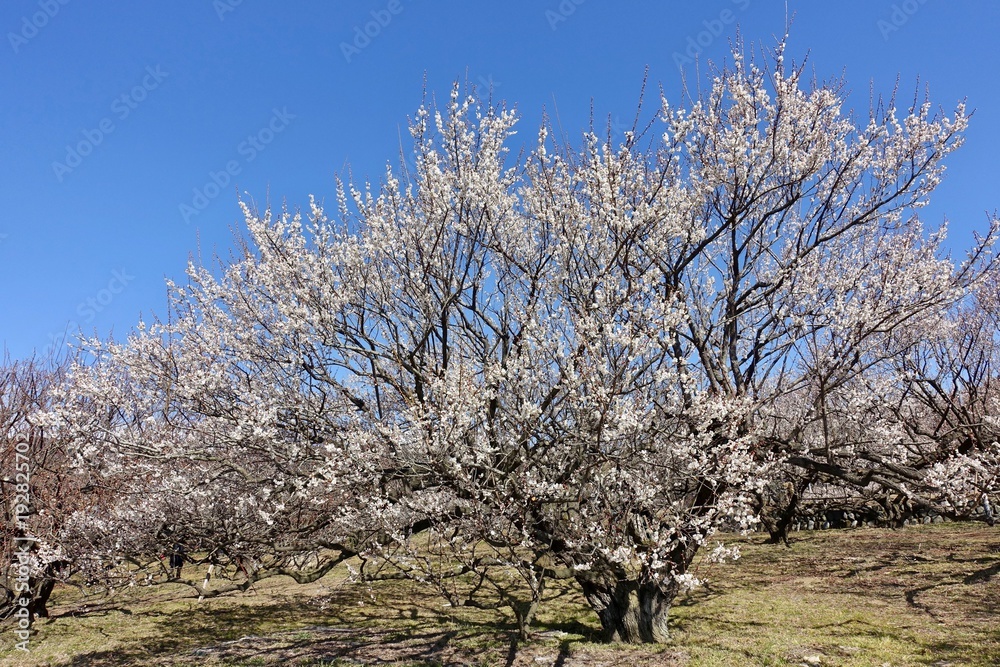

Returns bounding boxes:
[763,475,813,546]
[576,575,676,643]
[29,576,56,618]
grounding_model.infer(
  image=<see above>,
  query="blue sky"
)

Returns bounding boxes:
[2,1,998,360]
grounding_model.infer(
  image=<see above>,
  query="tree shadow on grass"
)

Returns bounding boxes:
[530,618,599,641]
[48,580,591,667]
[910,639,1000,667]
[810,617,903,640]
[964,561,1000,585]
[48,604,134,620]
[51,596,317,666]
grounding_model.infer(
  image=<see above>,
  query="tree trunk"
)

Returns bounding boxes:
[30,577,56,618]
[766,509,795,546]
[983,494,995,526]
[512,596,541,641]
[765,475,812,546]
[576,576,676,643]
[0,587,13,620]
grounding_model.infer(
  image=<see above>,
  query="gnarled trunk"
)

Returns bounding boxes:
[764,475,812,546]
[29,576,57,618]
[28,560,66,619]
[576,576,676,643]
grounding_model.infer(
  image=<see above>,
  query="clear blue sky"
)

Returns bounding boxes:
[2,1,998,360]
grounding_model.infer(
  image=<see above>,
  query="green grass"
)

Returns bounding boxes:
[2,522,999,665]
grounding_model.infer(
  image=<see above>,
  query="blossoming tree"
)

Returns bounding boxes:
[46,41,997,642]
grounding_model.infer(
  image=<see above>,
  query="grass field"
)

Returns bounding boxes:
[2,522,999,666]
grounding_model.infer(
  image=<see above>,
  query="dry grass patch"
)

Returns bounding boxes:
[1,522,998,666]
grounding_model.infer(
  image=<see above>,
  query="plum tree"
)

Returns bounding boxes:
[43,40,998,642]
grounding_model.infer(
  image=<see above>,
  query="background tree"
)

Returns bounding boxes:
[894,268,1000,520]
[1,354,84,620]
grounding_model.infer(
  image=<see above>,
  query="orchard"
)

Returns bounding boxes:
[4,40,1000,650]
